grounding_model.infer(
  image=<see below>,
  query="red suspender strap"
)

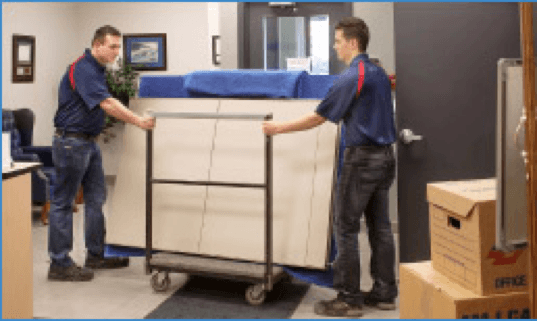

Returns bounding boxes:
[69,55,85,90]
[356,60,365,98]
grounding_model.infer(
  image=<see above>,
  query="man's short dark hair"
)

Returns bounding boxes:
[335,17,370,52]
[92,25,121,46]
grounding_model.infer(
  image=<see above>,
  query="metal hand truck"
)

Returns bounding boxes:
[495,58,529,252]
[144,111,286,305]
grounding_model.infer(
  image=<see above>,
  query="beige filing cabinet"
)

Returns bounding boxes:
[2,162,41,319]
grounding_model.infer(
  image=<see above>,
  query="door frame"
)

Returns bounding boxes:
[238,2,353,73]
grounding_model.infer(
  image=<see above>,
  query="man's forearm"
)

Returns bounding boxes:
[278,112,326,134]
[100,97,141,126]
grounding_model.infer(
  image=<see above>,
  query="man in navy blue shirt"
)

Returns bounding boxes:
[48,25,155,282]
[263,17,397,317]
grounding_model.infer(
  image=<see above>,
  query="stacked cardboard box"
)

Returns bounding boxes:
[400,262,530,319]
[400,178,530,319]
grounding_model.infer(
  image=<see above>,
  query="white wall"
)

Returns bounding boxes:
[353,2,395,74]
[76,2,211,75]
[219,2,238,70]
[2,2,80,146]
[207,2,220,69]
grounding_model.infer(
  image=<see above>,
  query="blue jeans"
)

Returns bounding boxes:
[48,135,106,267]
[333,145,397,305]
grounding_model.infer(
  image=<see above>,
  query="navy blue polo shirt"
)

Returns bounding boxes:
[54,49,111,136]
[316,54,396,146]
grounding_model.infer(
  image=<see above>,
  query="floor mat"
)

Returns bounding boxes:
[145,275,310,319]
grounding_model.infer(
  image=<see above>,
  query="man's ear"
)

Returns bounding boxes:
[93,38,104,49]
[351,38,359,51]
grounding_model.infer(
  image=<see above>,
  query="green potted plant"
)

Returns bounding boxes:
[102,58,141,142]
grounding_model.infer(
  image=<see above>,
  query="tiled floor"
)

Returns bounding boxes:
[32,206,400,319]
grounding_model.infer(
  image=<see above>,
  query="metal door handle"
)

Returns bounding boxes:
[400,128,423,145]
[513,108,528,165]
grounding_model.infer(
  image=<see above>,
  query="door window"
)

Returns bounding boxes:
[243,3,351,75]
[309,15,329,74]
[262,15,329,74]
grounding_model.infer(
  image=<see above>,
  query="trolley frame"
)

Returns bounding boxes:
[144,111,285,302]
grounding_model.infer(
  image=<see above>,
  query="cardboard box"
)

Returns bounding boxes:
[427,178,529,296]
[399,261,530,319]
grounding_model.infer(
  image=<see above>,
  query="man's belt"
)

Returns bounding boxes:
[55,129,98,142]
[347,144,392,152]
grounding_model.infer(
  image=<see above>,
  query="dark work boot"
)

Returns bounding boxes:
[48,264,94,282]
[85,256,129,269]
[314,294,364,317]
[364,281,397,310]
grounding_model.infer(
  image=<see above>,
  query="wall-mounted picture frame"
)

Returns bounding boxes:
[123,33,167,71]
[12,34,35,83]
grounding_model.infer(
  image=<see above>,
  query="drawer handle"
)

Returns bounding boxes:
[448,216,461,229]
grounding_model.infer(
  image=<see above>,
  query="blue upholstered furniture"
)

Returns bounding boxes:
[2,108,55,224]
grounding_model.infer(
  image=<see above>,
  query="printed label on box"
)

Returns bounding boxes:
[461,307,530,319]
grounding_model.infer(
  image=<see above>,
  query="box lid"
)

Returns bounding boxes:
[403,261,479,300]
[426,178,496,218]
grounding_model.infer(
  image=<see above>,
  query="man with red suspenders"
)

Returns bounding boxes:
[262,17,397,317]
[48,25,155,282]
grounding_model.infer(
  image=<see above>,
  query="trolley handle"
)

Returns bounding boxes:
[147,111,273,121]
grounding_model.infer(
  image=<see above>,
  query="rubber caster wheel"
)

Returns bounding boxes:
[245,284,266,306]
[151,271,171,293]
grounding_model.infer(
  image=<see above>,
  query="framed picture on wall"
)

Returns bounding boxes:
[12,34,35,83]
[123,33,167,71]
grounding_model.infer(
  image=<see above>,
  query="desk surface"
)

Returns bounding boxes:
[2,162,42,180]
